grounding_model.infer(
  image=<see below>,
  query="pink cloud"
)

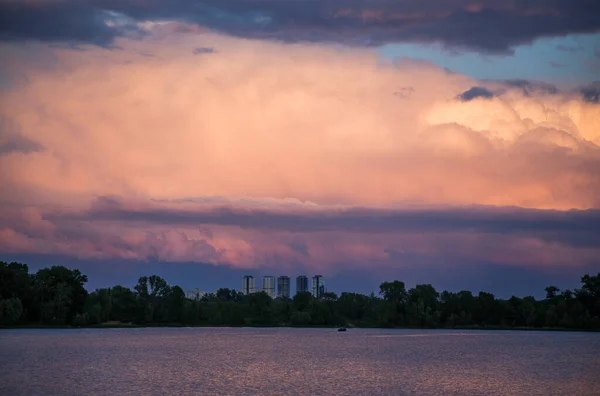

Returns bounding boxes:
[0,33,598,273]
[0,195,598,275]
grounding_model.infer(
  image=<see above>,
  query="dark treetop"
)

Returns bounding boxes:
[1,260,599,330]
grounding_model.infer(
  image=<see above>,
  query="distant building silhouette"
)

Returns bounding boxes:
[277,276,291,298]
[185,288,205,300]
[242,275,256,295]
[296,275,309,295]
[262,276,276,298]
[312,275,325,298]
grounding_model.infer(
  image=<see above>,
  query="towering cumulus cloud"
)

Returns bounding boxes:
[0,23,599,281]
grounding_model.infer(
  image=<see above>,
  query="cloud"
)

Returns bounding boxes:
[0,128,44,155]
[67,197,600,238]
[1,35,599,209]
[502,79,558,96]
[2,200,599,273]
[0,1,125,46]
[457,86,495,101]
[1,1,600,52]
[45,197,600,259]
[193,47,215,55]
[548,61,566,68]
[556,44,583,53]
[581,81,600,103]
[0,33,599,274]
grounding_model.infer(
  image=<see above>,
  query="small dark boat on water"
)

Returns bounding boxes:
[337,327,347,332]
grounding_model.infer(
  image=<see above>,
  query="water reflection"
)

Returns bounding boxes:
[0,328,599,395]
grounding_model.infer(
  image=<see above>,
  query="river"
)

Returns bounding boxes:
[1,327,599,395]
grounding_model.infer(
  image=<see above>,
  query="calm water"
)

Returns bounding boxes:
[1,327,599,395]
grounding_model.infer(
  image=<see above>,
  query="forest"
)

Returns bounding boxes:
[1,261,599,330]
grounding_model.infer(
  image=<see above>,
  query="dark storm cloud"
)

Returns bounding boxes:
[457,86,494,101]
[0,132,43,155]
[502,79,558,96]
[59,198,600,248]
[0,1,121,45]
[580,81,600,103]
[1,0,600,52]
[0,119,44,155]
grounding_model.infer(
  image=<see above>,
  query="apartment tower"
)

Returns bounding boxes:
[277,276,291,299]
[296,275,309,295]
[242,275,255,295]
[262,276,276,298]
[312,275,325,298]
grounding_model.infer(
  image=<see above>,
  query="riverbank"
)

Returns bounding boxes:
[3,322,599,332]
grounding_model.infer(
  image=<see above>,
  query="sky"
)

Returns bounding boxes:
[0,0,599,298]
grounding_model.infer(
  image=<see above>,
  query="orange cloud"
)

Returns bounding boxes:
[1,33,598,210]
[0,32,599,271]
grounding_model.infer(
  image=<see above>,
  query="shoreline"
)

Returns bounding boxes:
[2,323,599,332]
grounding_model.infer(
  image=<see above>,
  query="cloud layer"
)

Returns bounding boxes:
[0,32,599,276]
[1,0,600,52]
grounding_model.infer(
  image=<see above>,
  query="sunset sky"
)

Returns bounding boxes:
[1,0,599,297]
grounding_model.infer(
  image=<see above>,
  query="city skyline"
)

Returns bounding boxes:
[184,274,328,299]
[239,274,325,298]
[3,252,595,300]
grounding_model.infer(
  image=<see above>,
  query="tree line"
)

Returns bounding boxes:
[1,261,599,330]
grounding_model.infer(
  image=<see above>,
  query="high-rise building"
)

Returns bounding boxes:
[262,276,276,298]
[242,275,255,295]
[277,276,291,299]
[296,275,309,295]
[312,275,325,298]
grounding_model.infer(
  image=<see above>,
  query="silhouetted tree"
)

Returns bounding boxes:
[134,275,169,322]
[1,261,599,330]
[33,266,88,324]
[545,286,560,300]
[379,281,408,326]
